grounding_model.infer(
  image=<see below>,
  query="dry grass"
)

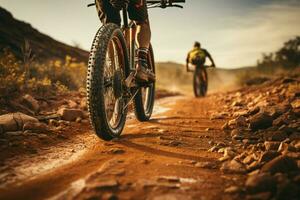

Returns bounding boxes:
[0,49,87,98]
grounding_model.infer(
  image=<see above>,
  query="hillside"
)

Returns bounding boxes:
[0,7,88,62]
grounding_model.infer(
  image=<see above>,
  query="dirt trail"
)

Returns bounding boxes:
[0,95,249,200]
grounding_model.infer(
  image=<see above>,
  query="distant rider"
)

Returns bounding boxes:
[186,42,215,81]
[186,42,215,70]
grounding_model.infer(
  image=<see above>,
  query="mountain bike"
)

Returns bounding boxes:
[187,64,213,97]
[86,0,185,140]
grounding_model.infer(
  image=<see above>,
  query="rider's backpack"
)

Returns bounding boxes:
[189,47,206,65]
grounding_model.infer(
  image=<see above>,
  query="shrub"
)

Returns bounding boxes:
[0,49,87,98]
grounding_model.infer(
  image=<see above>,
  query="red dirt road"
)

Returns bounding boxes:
[0,95,243,200]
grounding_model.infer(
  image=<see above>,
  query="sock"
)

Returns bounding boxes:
[137,47,148,61]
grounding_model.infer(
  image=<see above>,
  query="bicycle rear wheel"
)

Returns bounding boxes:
[133,44,156,121]
[87,23,130,140]
[193,68,207,97]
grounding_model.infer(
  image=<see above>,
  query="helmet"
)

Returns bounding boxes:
[194,41,201,48]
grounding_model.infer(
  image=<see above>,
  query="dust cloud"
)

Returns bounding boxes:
[156,62,249,95]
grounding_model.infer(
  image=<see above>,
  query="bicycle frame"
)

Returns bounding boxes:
[122,9,136,72]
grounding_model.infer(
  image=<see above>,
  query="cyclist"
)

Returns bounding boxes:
[95,0,155,83]
[186,41,215,82]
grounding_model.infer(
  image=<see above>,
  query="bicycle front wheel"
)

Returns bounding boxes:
[87,23,130,140]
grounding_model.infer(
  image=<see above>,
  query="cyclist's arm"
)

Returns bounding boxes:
[186,53,190,72]
[205,50,216,67]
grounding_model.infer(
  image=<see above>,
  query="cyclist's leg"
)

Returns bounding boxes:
[128,0,155,82]
[128,0,151,49]
[95,0,121,25]
[199,65,207,83]
[203,67,208,83]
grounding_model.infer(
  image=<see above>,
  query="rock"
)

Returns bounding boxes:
[224,147,236,158]
[278,142,296,153]
[294,140,300,150]
[224,186,242,194]
[259,151,280,163]
[270,131,288,142]
[248,106,260,116]
[57,108,83,121]
[261,155,298,174]
[243,155,255,165]
[220,159,247,174]
[242,139,257,145]
[282,77,297,84]
[21,94,40,113]
[291,99,300,109]
[216,142,226,148]
[232,101,243,107]
[67,100,77,108]
[75,117,82,123]
[0,112,39,132]
[23,122,48,132]
[210,112,228,120]
[229,116,247,127]
[264,141,280,151]
[289,132,300,140]
[231,130,244,141]
[265,104,291,119]
[49,119,59,127]
[0,125,3,134]
[218,147,225,153]
[245,173,277,194]
[249,112,273,131]
[80,99,87,110]
[219,155,231,162]
[222,122,230,130]
[109,148,125,154]
[248,161,262,171]
[233,110,248,117]
[195,162,217,169]
[273,112,295,127]
[208,142,226,152]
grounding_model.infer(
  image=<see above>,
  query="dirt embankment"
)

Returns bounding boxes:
[0,74,299,200]
[0,7,88,62]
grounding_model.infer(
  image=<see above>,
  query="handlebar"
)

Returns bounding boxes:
[186,65,215,73]
[147,0,185,9]
[88,0,185,9]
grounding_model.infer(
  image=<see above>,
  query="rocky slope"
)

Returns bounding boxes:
[0,7,88,62]
[209,75,300,199]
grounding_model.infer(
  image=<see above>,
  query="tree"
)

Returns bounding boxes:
[257,36,300,71]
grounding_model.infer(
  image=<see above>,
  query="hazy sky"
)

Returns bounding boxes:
[0,0,300,68]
